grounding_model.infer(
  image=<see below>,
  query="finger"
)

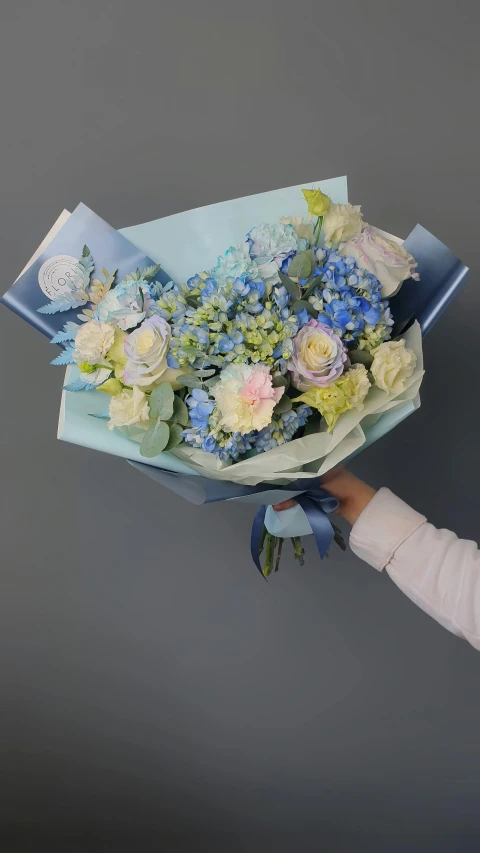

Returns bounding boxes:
[272,499,296,512]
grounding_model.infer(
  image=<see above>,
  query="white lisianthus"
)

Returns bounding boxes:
[73,319,115,366]
[371,339,416,394]
[107,386,150,430]
[323,203,363,246]
[339,226,419,298]
[213,363,283,435]
[280,216,314,243]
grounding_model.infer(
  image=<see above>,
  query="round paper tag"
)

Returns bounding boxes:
[38,255,79,300]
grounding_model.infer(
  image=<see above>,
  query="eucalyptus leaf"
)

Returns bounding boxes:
[149,382,174,420]
[177,373,203,389]
[274,395,293,414]
[288,250,313,279]
[165,422,184,451]
[292,299,317,317]
[271,372,290,389]
[194,368,216,378]
[278,271,301,300]
[206,355,224,368]
[349,349,374,369]
[171,395,189,426]
[204,376,220,389]
[140,419,170,458]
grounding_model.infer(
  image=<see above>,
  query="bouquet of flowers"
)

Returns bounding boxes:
[1,178,469,575]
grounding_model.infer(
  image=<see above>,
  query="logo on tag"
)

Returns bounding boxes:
[38,255,79,300]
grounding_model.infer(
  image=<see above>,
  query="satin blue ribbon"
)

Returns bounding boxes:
[250,486,339,575]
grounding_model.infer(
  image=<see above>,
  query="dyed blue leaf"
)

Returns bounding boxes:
[63,378,97,392]
[38,299,87,315]
[51,346,75,365]
[88,411,110,418]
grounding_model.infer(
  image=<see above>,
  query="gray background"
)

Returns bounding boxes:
[1,1,479,850]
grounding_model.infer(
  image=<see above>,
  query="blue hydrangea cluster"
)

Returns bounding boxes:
[286,248,393,349]
[157,271,307,373]
[182,389,312,463]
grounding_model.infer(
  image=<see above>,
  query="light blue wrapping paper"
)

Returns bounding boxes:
[56,177,469,539]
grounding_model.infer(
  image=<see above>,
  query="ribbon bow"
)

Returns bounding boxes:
[250,485,339,575]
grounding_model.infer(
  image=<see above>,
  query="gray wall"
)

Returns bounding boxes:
[1,1,479,850]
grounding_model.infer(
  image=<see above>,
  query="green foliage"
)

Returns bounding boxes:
[349,349,374,369]
[274,395,293,415]
[171,395,189,426]
[278,271,301,300]
[140,420,170,457]
[288,250,313,279]
[177,373,203,389]
[292,299,317,317]
[271,372,290,389]
[165,423,184,451]
[149,382,174,420]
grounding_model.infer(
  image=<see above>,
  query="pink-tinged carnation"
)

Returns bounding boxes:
[289,319,347,391]
[212,363,284,435]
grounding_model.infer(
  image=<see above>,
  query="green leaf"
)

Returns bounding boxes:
[165,422,184,451]
[204,376,220,389]
[177,373,203,389]
[140,420,170,457]
[349,349,374,369]
[274,395,293,414]
[288,250,313,279]
[292,299,317,317]
[278,271,301,300]
[194,368,216,378]
[149,382,174,420]
[206,354,224,368]
[302,274,324,299]
[186,296,199,309]
[171,395,189,426]
[271,372,290,389]
[82,244,90,258]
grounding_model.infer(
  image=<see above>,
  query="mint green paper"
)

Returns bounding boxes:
[57,175,421,480]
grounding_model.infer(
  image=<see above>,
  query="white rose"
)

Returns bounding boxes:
[73,319,115,366]
[123,315,171,387]
[371,339,416,394]
[107,386,150,430]
[323,203,363,246]
[339,226,419,298]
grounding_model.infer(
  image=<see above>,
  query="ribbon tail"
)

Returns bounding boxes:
[296,495,335,560]
[251,504,268,576]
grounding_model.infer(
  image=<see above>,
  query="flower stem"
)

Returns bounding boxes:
[313,215,323,246]
[274,537,284,573]
[262,533,276,577]
[291,537,305,566]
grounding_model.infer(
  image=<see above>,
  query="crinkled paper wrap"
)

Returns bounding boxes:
[170,321,423,486]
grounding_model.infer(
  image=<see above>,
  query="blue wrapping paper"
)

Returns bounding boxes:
[126,223,470,540]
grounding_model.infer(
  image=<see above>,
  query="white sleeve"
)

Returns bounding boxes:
[350,488,480,650]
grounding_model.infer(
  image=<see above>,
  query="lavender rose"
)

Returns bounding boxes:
[289,319,348,391]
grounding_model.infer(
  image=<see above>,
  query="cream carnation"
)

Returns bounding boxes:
[73,319,115,366]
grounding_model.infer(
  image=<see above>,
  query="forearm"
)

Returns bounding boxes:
[351,489,480,650]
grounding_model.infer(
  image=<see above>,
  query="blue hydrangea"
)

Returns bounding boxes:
[182,388,312,463]
[284,247,393,347]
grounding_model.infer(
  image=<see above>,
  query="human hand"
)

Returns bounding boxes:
[272,468,376,526]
